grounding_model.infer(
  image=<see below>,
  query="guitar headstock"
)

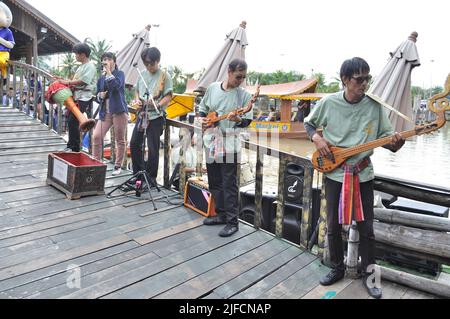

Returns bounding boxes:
[415,122,439,136]
[415,112,446,136]
[252,84,261,102]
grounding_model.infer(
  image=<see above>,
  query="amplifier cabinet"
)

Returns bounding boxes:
[184,178,216,217]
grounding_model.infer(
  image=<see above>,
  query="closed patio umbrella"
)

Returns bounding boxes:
[117,25,151,87]
[368,32,421,132]
[195,21,248,93]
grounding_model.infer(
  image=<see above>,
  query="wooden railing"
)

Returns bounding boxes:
[2,61,65,135]
[163,118,316,250]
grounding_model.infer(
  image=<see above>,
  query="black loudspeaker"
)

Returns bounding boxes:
[269,187,322,245]
[284,163,304,204]
[269,202,301,244]
[240,190,277,231]
[188,113,196,124]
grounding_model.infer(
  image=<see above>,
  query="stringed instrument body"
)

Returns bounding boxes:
[205,85,261,129]
[312,111,448,173]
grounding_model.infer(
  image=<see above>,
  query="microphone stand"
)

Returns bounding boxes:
[134,65,162,193]
[133,65,173,206]
[107,64,167,209]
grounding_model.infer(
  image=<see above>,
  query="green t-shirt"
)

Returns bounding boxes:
[73,61,97,101]
[199,82,253,154]
[304,92,394,183]
[136,69,173,120]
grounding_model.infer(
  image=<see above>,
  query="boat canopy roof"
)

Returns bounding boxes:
[185,77,328,100]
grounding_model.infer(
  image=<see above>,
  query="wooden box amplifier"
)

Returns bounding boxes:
[184,178,216,217]
[47,152,107,200]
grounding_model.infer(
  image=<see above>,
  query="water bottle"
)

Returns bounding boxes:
[135,180,142,197]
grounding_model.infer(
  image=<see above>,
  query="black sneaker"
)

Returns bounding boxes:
[320,269,345,286]
[203,216,227,226]
[219,224,239,237]
[362,275,383,299]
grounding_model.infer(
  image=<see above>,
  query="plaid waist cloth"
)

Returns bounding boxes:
[338,157,371,225]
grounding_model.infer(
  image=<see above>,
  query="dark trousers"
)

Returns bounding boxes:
[206,153,239,226]
[325,178,376,273]
[130,116,164,178]
[67,99,92,152]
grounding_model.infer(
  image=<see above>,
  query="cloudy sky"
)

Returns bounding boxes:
[26,0,449,88]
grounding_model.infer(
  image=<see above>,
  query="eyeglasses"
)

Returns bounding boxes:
[143,60,157,67]
[235,75,246,80]
[352,75,372,84]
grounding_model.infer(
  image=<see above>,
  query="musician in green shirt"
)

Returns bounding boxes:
[198,59,253,238]
[304,57,405,299]
[56,43,97,152]
[130,47,173,183]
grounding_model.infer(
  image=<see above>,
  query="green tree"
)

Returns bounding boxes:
[430,86,444,98]
[37,56,52,72]
[168,65,188,94]
[59,53,78,79]
[85,38,113,77]
[247,70,305,85]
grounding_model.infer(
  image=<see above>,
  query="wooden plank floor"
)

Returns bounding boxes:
[0,107,439,299]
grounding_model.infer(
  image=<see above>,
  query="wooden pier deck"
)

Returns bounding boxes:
[0,107,439,299]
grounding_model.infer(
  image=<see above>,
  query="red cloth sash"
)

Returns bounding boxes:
[338,158,370,225]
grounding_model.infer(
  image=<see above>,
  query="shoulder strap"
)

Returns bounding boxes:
[236,87,244,107]
[153,69,167,99]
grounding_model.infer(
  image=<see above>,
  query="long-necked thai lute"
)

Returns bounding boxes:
[205,84,261,128]
[312,111,447,173]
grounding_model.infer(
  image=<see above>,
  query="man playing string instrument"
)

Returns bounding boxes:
[197,59,254,238]
[304,57,405,299]
[130,47,173,184]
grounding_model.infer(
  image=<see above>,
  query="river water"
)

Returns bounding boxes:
[125,120,450,191]
[247,122,450,190]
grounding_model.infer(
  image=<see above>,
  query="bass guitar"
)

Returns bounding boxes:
[204,85,261,128]
[312,111,447,173]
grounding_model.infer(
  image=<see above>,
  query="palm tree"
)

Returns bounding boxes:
[37,56,52,72]
[168,65,188,94]
[60,53,78,79]
[85,38,113,77]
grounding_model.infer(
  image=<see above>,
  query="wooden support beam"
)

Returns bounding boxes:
[375,208,450,232]
[374,221,450,259]
[381,266,450,298]
[374,180,450,207]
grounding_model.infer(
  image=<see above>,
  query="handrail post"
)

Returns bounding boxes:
[254,144,264,229]
[57,104,63,136]
[6,65,11,104]
[275,153,287,238]
[300,164,314,249]
[41,75,47,125]
[48,101,54,131]
[163,120,171,189]
[33,71,38,120]
[318,175,330,263]
[12,64,17,109]
[25,69,31,116]
[178,128,189,195]
[0,72,4,106]
[19,69,24,112]
[194,124,203,178]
